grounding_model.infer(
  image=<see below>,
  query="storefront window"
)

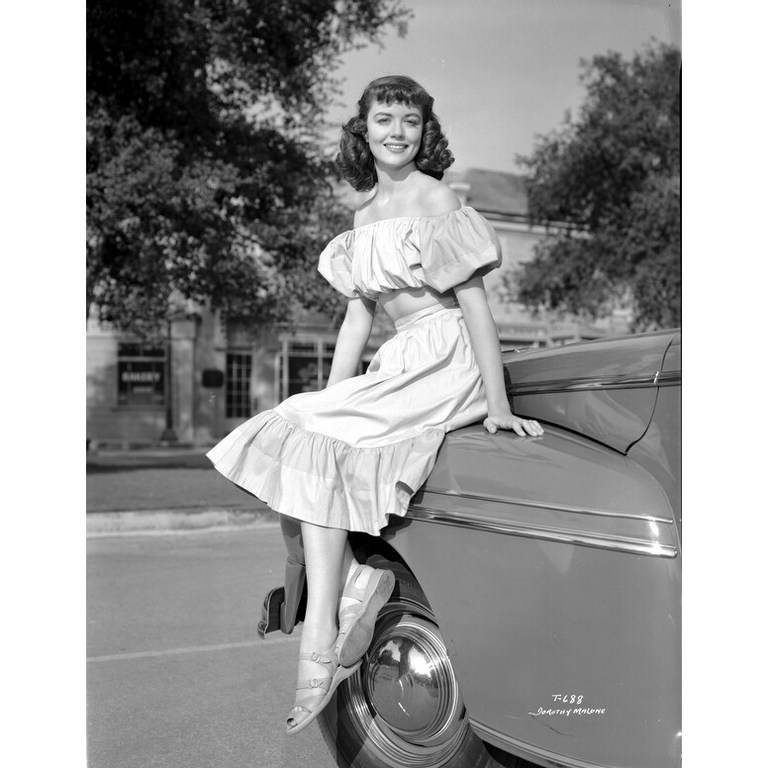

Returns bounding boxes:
[287,341,320,395]
[278,338,370,400]
[117,343,165,406]
[226,352,252,418]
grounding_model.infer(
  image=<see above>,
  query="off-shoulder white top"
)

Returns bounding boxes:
[317,206,502,299]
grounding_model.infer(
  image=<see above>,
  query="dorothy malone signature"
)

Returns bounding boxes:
[528,694,606,718]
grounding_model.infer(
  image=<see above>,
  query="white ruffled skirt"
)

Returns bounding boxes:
[206,304,487,535]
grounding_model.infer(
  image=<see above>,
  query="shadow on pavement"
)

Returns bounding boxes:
[87,451,214,474]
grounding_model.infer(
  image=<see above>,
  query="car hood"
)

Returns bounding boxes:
[501,330,679,453]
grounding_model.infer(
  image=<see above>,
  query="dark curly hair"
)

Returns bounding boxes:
[336,75,454,192]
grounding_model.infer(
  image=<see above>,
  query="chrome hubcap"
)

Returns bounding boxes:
[365,615,463,744]
[339,598,471,766]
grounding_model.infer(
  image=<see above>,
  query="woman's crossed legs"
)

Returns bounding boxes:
[285,519,394,733]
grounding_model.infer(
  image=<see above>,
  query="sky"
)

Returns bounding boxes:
[326,0,681,174]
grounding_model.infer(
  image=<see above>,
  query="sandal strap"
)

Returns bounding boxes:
[298,649,337,665]
[346,562,366,586]
[292,648,337,695]
[336,605,360,632]
[342,564,373,602]
[295,676,332,692]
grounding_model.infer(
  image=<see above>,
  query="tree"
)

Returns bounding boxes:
[87,0,410,335]
[503,42,681,332]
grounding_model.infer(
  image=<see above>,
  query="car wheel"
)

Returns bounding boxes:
[318,557,514,768]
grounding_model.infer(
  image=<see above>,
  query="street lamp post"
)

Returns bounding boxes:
[160,317,178,443]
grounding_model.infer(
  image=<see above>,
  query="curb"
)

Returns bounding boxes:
[87,507,279,536]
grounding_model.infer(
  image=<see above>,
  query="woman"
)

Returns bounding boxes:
[207,75,543,735]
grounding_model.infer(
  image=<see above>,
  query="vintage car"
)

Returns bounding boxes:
[259,328,681,768]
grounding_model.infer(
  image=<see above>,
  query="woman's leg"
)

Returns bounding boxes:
[289,521,348,719]
[339,539,357,597]
[282,514,356,599]
[301,521,348,640]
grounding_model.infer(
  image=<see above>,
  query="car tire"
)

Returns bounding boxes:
[317,556,520,768]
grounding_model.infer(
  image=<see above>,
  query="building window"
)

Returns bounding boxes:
[117,343,165,406]
[277,338,370,400]
[287,341,320,396]
[226,352,252,418]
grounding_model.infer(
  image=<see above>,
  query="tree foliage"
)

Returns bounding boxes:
[505,43,681,331]
[87,0,410,335]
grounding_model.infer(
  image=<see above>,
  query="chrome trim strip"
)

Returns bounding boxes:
[470,718,621,768]
[656,370,681,386]
[422,487,674,524]
[408,505,678,559]
[506,371,681,395]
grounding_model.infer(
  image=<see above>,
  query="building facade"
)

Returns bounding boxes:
[86,168,629,447]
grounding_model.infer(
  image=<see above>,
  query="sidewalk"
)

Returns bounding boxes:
[87,446,277,535]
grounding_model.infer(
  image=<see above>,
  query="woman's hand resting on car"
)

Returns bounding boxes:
[483,408,544,436]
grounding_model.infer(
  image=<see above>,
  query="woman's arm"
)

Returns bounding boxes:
[325,296,376,387]
[454,276,543,437]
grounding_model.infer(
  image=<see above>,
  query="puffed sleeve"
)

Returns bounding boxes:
[317,235,357,298]
[416,207,502,293]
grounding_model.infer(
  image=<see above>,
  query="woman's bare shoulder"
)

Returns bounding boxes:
[415,176,462,216]
[352,193,378,228]
[351,176,461,226]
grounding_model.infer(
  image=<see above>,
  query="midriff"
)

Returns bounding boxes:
[379,285,459,325]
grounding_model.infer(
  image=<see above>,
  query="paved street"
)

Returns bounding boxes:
[87,528,338,768]
[86,449,529,768]
[86,448,268,514]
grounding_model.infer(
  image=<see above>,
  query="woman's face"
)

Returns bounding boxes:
[365,100,424,171]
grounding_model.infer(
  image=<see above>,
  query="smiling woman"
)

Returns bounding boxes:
[336,75,454,194]
[206,72,543,744]
[367,102,423,165]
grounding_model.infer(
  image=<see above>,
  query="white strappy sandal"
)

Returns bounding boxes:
[285,645,361,735]
[335,564,396,667]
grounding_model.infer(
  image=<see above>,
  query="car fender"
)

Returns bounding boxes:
[382,424,681,768]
